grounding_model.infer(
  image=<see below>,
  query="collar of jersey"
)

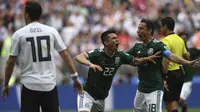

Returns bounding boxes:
[142,38,154,46]
[28,21,40,25]
[166,32,175,37]
[103,49,116,58]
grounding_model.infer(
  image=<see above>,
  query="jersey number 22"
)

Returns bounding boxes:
[103,67,115,76]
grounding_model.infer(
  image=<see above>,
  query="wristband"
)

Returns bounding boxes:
[71,72,79,80]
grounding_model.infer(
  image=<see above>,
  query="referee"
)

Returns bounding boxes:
[160,17,190,112]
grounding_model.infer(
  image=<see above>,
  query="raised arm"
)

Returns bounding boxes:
[75,52,103,72]
[75,52,92,66]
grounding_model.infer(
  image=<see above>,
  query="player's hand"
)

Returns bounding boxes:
[73,79,83,95]
[164,80,169,91]
[1,86,9,102]
[145,51,161,64]
[89,63,103,72]
[190,59,200,67]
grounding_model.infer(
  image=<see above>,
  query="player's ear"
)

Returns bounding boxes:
[149,29,152,35]
[24,13,29,20]
[104,40,109,46]
[163,24,168,30]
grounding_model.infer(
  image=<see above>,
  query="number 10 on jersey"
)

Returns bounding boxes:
[26,36,51,62]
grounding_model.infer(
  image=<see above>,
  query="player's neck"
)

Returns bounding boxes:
[143,37,153,45]
[27,20,39,24]
[104,48,115,57]
[166,31,174,36]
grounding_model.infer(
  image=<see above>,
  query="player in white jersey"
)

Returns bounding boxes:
[1,1,83,112]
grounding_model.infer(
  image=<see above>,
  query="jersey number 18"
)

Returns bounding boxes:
[26,36,51,62]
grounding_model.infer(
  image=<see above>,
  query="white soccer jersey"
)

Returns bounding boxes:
[10,22,66,91]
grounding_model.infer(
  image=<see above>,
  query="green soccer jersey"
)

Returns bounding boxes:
[84,49,133,99]
[183,47,200,82]
[127,39,168,93]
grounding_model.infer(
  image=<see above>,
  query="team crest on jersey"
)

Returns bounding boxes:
[115,57,120,65]
[147,48,154,55]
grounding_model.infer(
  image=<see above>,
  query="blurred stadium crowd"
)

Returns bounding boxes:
[1,0,200,86]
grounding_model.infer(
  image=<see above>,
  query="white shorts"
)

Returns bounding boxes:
[77,91,105,112]
[180,81,192,100]
[134,90,163,112]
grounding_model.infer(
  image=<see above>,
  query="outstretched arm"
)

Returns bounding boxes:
[75,52,103,72]
[130,51,161,66]
[75,52,92,66]
[168,53,194,65]
[163,50,198,67]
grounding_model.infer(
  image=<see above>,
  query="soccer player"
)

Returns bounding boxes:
[75,29,161,112]
[178,32,200,112]
[126,18,198,112]
[160,17,190,112]
[1,1,82,112]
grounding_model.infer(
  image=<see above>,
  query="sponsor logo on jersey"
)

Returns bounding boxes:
[147,48,154,55]
[115,57,120,65]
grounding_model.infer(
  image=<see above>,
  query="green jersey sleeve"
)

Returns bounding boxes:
[158,42,169,54]
[126,44,138,57]
[87,49,99,61]
[121,51,134,64]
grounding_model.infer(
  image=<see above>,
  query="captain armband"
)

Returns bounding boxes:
[71,72,79,80]
[163,50,172,58]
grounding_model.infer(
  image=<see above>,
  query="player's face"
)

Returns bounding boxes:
[137,22,151,41]
[105,33,119,52]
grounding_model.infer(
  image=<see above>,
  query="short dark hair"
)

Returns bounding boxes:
[140,18,154,35]
[25,1,42,21]
[161,17,175,31]
[101,29,116,45]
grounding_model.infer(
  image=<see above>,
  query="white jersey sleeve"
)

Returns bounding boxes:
[53,29,66,52]
[10,31,20,56]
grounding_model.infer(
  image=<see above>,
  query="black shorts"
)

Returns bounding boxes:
[20,85,59,112]
[163,69,184,102]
